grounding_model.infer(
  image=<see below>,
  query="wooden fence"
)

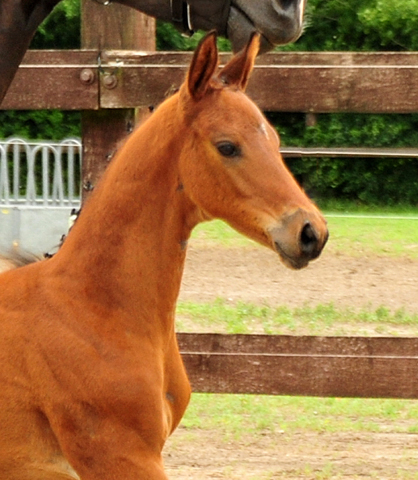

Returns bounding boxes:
[1,2,417,399]
[4,50,418,113]
[4,49,418,169]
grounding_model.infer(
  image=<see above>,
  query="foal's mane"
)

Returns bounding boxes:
[0,207,82,271]
[0,250,44,271]
[0,100,168,274]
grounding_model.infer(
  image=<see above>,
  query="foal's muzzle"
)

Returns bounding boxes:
[269,208,328,269]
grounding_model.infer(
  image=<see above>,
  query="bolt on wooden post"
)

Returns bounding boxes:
[80,0,155,202]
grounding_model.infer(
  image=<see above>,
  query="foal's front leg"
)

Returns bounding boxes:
[53,416,171,480]
[43,379,173,480]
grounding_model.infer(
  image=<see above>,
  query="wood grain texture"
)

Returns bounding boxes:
[178,333,418,398]
[4,51,418,112]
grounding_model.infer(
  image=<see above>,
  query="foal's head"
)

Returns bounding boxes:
[177,32,328,269]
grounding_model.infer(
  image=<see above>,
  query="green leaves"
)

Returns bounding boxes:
[156,22,231,51]
[359,0,418,50]
[282,0,418,52]
[0,111,80,140]
[4,0,418,206]
[31,0,81,49]
[267,111,418,205]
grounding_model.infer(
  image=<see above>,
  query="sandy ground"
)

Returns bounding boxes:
[2,245,416,313]
[164,428,418,480]
[179,245,418,314]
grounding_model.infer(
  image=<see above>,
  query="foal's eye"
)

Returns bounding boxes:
[216,141,241,158]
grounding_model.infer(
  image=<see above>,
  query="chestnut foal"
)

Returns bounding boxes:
[0,32,327,479]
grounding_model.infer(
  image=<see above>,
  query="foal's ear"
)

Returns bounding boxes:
[187,31,219,101]
[219,32,260,91]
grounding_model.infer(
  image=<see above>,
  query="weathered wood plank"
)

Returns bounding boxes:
[81,109,136,196]
[101,50,418,66]
[100,50,418,112]
[1,51,99,110]
[3,51,418,112]
[99,63,418,112]
[177,333,418,357]
[20,50,99,65]
[182,353,418,398]
[251,65,418,113]
[177,334,418,398]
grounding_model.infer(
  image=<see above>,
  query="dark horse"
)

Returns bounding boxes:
[0,0,306,102]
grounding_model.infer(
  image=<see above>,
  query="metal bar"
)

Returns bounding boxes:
[68,146,75,203]
[52,147,64,206]
[0,139,82,207]
[42,147,49,206]
[26,148,37,205]
[0,144,10,203]
[12,142,20,202]
[281,147,418,159]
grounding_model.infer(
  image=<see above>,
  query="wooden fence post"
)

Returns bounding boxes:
[80,0,155,201]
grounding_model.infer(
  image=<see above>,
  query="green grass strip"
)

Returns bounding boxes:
[191,215,418,259]
[181,394,418,437]
[176,300,418,336]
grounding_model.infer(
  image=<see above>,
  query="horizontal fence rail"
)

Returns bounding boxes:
[178,333,418,399]
[1,51,99,110]
[3,50,418,113]
[281,146,418,159]
[0,138,82,207]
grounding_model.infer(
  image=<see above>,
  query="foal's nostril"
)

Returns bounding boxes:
[300,222,318,255]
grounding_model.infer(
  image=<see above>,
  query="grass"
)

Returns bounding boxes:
[176,300,418,336]
[191,211,418,259]
[326,215,418,258]
[316,199,418,216]
[182,205,418,336]
[180,394,418,438]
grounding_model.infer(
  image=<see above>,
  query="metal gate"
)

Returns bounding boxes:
[0,138,81,254]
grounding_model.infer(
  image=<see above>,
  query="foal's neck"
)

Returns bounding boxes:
[51,96,199,329]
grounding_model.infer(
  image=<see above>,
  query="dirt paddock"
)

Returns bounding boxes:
[165,246,418,479]
[180,246,418,314]
[164,428,418,479]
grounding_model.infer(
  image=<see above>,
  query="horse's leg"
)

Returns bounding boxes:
[43,395,172,480]
[0,0,61,102]
[61,444,170,480]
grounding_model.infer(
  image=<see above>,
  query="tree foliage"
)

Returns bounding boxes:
[156,22,231,51]
[0,110,80,140]
[275,0,418,205]
[284,0,418,51]
[2,0,418,204]
[31,0,80,49]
